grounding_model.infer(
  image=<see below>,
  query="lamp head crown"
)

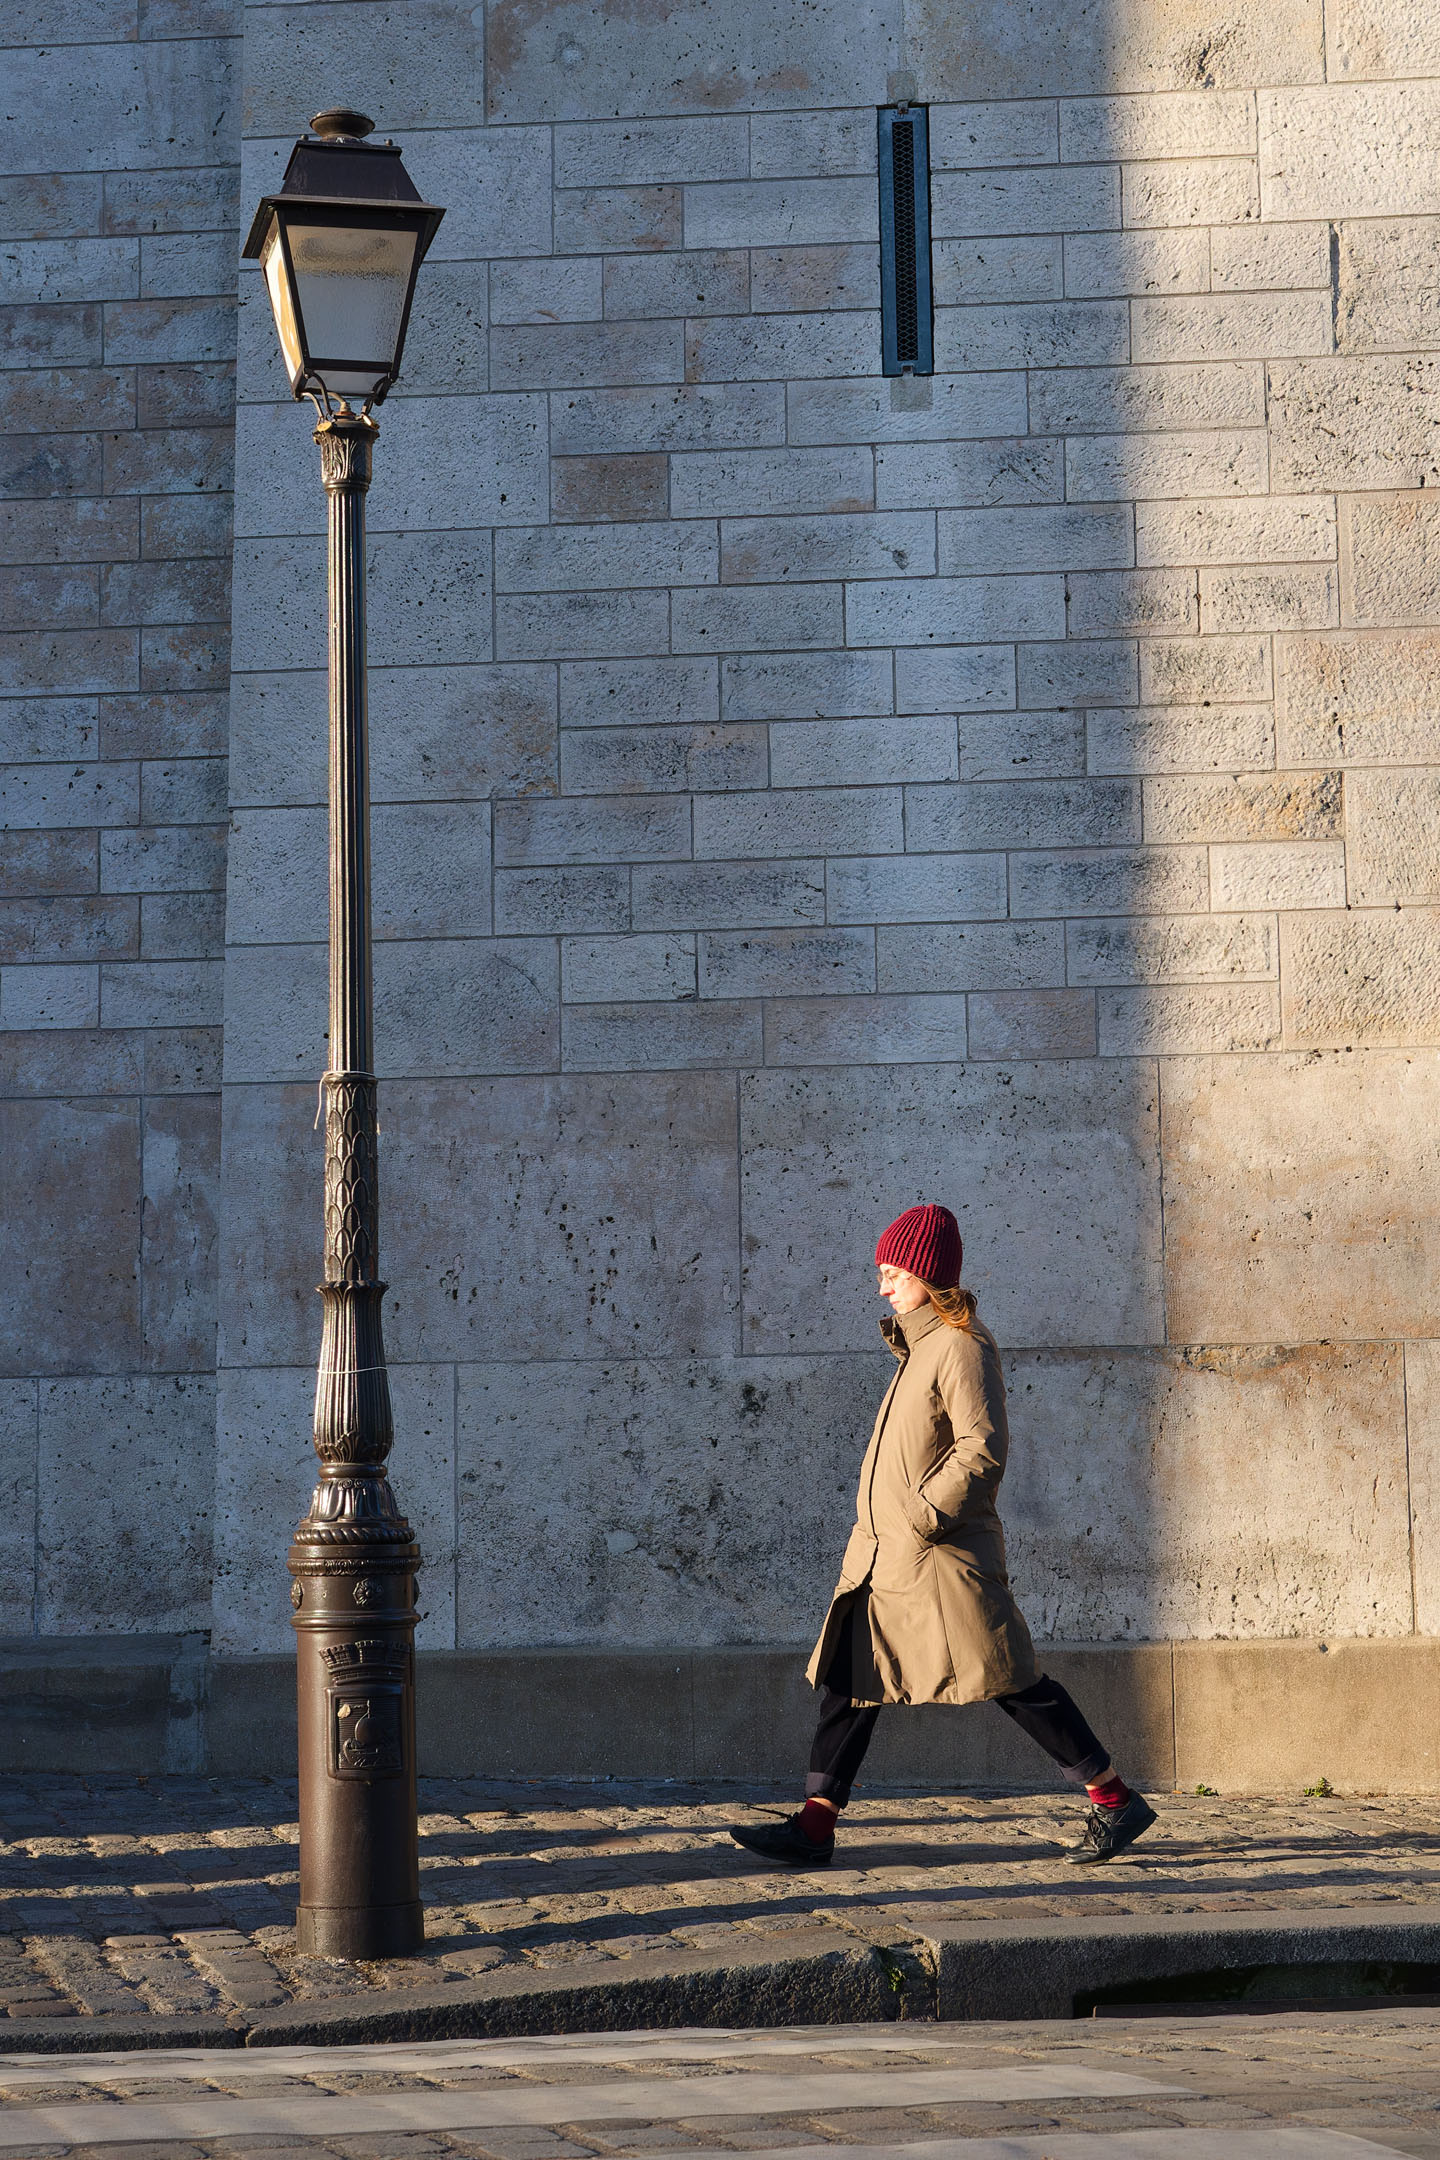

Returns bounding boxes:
[310,109,376,142]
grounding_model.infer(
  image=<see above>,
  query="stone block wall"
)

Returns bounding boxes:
[7,0,1440,1778]
[0,0,237,1635]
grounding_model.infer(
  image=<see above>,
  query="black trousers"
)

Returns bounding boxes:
[804,1603,1111,1806]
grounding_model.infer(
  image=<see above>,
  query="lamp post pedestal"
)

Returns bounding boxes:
[288,407,423,1961]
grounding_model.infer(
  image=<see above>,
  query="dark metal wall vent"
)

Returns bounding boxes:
[878,103,933,376]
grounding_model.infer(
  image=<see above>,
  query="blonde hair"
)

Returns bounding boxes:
[925,1280,977,1331]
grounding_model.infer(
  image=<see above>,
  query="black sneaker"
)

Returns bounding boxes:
[1066,1790,1157,1865]
[729,1813,835,1866]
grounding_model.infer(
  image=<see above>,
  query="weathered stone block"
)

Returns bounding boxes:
[1347,770,1440,905]
[553,383,785,455]
[1269,356,1440,491]
[827,852,1008,925]
[1277,629,1440,766]
[672,582,842,654]
[561,721,765,796]
[1008,1344,1408,1643]
[554,116,749,188]
[0,960,97,1029]
[552,452,668,523]
[687,310,879,383]
[1404,1339,1440,1636]
[1138,495,1335,568]
[934,234,1063,304]
[740,1059,1163,1350]
[1120,158,1260,230]
[0,498,138,569]
[684,178,876,250]
[960,707,1085,778]
[1209,839,1346,909]
[1282,909,1440,1049]
[101,956,222,1028]
[490,256,601,326]
[494,318,685,393]
[751,108,878,179]
[895,644,1016,713]
[244,0,481,133]
[931,166,1118,237]
[402,126,557,256]
[495,793,690,868]
[0,628,137,698]
[907,777,1139,851]
[1261,82,1440,220]
[487,0,900,122]
[1139,632,1271,704]
[750,241,879,313]
[1211,221,1330,292]
[694,785,902,860]
[140,891,224,962]
[672,446,871,519]
[1069,913,1277,986]
[1336,219,1440,354]
[931,100,1058,168]
[789,371,1028,445]
[1011,846,1209,919]
[140,1092,218,1374]
[0,1381,35,1632]
[1016,638,1138,708]
[934,299,1128,371]
[1200,565,1339,634]
[604,249,749,321]
[1089,703,1275,776]
[1062,229,1210,299]
[1161,1050,1440,1340]
[36,1375,213,1632]
[764,991,969,1066]
[1060,91,1256,161]
[723,511,934,585]
[562,933,696,1004]
[496,588,671,663]
[907,0,1322,97]
[938,503,1131,574]
[1067,568,1197,638]
[0,694,95,763]
[496,520,716,594]
[563,997,759,1070]
[1144,771,1341,845]
[0,893,134,964]
[1030,361,1263,433]
[455,1355,885,1648]
[875,437,1061,512]
[562,656,718,728]
[0,302,101,370]
[1064,429,1268,500]
[698,926,874,998]
[848,573,1064,645]
[0,169,103,236]
[969,988,1097,1058]
[100,822,224,893]
[1098,983,1280,1054]
[1342,491,1440,630]
[877,919,1064,991]
[633,859,826,930]
[494,865,630,936]
[768,715,956,788]
[724,648,891,720]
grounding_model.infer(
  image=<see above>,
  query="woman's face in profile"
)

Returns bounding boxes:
[876,1263,928,1313]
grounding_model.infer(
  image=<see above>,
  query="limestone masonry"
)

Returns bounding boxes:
[4,0,1440,1781]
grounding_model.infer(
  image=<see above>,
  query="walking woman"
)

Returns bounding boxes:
[731,1202,1155,1868]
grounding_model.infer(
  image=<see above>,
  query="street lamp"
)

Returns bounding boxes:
[243,110,444,1959]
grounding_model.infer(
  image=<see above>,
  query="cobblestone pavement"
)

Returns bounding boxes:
[0,2012,1438,2156]
[3,1776,1440,2022]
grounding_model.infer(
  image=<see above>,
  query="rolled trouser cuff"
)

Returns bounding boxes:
[804,1769,853,1806]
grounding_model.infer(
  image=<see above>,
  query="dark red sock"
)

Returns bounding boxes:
[797,1799,838,1842]
[1086,1772,1131,1809]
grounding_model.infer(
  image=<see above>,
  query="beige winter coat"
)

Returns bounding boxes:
[805,1302,1038,1707]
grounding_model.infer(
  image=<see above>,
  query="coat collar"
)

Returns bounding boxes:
[880,1303,944,1360]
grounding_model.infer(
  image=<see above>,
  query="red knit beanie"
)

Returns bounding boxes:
[874,1203,962,1288]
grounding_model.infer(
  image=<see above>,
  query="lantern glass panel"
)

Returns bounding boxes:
[260,223,304,384]
[288,221,419,395]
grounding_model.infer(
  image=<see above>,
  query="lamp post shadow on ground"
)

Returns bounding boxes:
[242,109,445,1960]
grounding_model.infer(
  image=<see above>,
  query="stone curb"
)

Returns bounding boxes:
[929,1904,1440,2019]
[4,1909,1440,2053]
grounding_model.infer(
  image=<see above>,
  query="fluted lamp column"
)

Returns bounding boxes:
[243,108,444,1959]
